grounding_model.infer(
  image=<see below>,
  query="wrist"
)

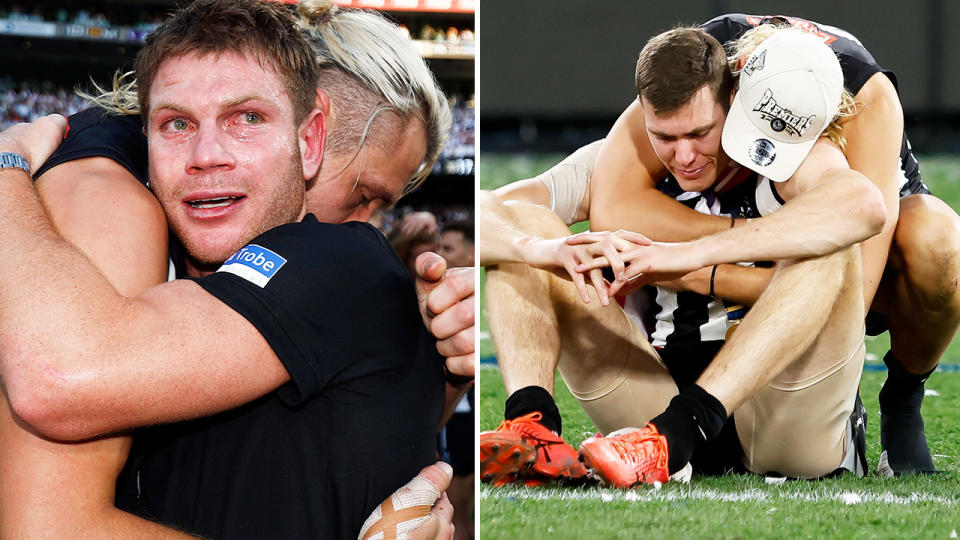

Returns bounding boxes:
[0,152,30,175]
[512,234,546,265]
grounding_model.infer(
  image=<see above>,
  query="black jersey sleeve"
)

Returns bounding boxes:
[33,107,148,187]
[701,13,894,96]
[188,215,440,406]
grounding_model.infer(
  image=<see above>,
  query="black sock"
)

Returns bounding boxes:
[878,351,936,473]
[649,385,727,474]
[879,351,934,414]
[505,385,562,435]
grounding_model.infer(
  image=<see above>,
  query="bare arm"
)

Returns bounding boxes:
[842,72,903,310]
[584,139,886,281]
[0,118,288,440]
[655,263,774,306]
[477,189,545,265]
[1,156,195,538]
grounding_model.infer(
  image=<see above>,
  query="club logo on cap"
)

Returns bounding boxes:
[752,89,816,138]
[747,138,776,167]
[742,49,766,76]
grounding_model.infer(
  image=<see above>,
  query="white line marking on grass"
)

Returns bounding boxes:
[481,486,959,506]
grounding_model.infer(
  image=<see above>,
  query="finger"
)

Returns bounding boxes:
[565,260,591,304]
[416,253,449,326]
[564,233,594,245]
[416,252,448,284]
[601,243,625,281]
[432,493,455,537]
[424,267,474,320]
[588,268,609,306]
[574,256,610,273]
[415,462,454,492]
[614,229,653,245]
[607,276,624,296]
[623,262,646,282]
[443,354,475,379]
[429,295,475,340]
[436,330,475,360]
[358,462,452,540]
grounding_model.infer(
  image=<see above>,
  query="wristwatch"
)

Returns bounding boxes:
[0,152,30,174]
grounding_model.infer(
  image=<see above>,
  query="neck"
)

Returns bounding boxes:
[185,258,220,278]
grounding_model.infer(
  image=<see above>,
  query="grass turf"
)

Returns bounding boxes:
[477,153,960,539]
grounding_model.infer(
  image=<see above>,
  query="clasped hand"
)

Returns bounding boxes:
[524,229,708,303]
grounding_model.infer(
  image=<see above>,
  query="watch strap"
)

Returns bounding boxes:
[0,152,30,174]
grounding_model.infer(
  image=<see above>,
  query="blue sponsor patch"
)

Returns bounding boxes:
[217,244,287,287]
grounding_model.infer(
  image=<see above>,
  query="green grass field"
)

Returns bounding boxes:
[477,153,960,539]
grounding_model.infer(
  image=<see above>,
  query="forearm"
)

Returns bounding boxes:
[0,391,197,539]
[680,264,773,306]
[844,72,904,309]
[592,188,732,241]
[477,189,550,265]
[0,169,140,431]
[7,506,201,540]
[691,169,885,267]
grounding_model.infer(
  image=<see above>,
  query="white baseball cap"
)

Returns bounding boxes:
[721,30,844,182]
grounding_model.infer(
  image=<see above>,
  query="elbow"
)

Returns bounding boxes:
[6,368,101,442]
[845,177,887,241]
[861,187,888,239]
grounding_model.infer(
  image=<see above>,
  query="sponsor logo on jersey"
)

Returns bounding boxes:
[752,89,815,137]
[747,138,776,166]
[217,244,287,287]
[744,15,838,45]
[742,49,766,76]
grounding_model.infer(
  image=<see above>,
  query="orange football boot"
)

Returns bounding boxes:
[479,412,587,485]
[579,423,670,487]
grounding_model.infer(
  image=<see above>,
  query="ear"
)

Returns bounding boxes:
[298,105,325,181]
[314,88,332,117]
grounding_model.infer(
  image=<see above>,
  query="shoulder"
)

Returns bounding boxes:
[700,13,752,44]
[34,107,147,186]
[781,138,849,199]
[218,216,409,296]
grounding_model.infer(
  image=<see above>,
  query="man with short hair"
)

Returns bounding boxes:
[480,27,885,486]
[0,0,446,537]
[439,220,475,268]
[485,12,957,479]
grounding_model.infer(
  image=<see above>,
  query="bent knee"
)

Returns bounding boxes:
[894,195,960,309]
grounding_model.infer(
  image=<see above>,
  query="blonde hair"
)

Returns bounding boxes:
[79,70,139,115]
[728,25,860,150]
[84,0,451,197]
[297,0,450,195]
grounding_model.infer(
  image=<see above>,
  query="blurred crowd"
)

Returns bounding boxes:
[0,80,89,131]
[1,3,165,29]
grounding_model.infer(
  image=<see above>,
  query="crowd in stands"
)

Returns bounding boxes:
[2,4,165,29]
[0,79,89,131]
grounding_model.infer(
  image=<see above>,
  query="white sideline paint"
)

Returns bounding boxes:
[480,487,958,506]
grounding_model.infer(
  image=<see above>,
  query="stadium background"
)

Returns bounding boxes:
[479,2,960,538]
[0,0,474,223]
[2,1,477,538]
